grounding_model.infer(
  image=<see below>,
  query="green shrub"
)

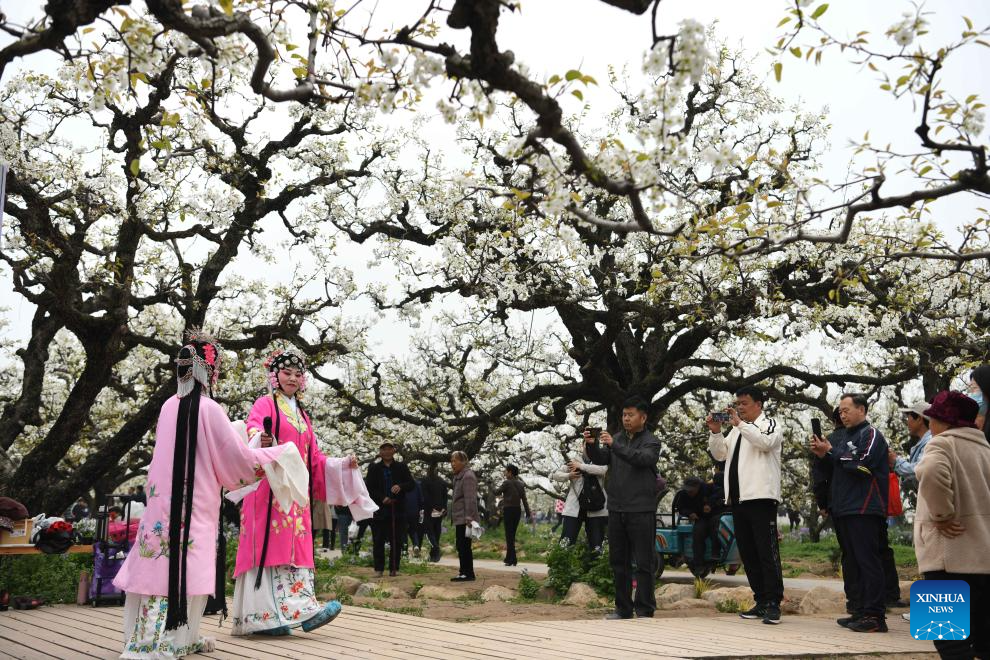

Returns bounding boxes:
[716,598,743,613]
[0,553,94,604]
[517,570,540,600]
[582,545,614,598]
[546,539,614,598]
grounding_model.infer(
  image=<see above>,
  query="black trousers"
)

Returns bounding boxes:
[560,512,607,551]
[732,500,784,606]
[834,515,885,618]
[607,511,656,617]
[455,524,474,578]
[425,517,442,550]
[691,515,720,567]
[923,571,990,660]
[372,512,407,573]
[503,506,522,564]
[879,523,901,602]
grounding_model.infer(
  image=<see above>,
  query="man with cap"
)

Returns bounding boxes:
[886,400,932,614]
[891,401,932,487]
[365,442,416,576]
[914,391,990,659]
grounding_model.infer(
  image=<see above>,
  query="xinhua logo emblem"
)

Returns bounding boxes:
[910,580,970,641]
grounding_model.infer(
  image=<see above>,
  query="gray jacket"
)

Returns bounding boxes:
[451,468,479,525]
[587,429,661,513]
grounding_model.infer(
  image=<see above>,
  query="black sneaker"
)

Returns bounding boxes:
[762,605,782,625]
[836,615,857,628]
[847,616,888,633]
[739,603,767,620]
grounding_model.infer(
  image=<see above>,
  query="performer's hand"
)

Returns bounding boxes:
[260,433,274,448]
[600,431,614,446]
[390,485,401,494]
[383,497,393,505]
[348,455,358,469]
[727,407,742,428]
[705,413,722,434]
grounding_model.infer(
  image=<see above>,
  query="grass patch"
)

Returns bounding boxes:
[359,602,424,617]
[716,598,743,613]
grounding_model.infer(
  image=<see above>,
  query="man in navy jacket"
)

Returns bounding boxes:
[810,393,890,633]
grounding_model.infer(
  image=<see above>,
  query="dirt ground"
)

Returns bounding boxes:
[319,562,840,623]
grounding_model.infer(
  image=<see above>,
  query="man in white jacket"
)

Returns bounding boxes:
[707,385,784,625]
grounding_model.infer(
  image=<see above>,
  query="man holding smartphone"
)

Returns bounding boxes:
[707,386,784,625]
[586,397,661,620]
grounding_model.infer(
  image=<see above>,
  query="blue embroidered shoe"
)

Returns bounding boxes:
[255,625,292,636]
[301,601,342,632]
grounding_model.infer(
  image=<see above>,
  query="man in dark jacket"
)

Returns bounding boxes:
[810,393,890,633]
[420,466,449,562]
[586,396,662,620]
[365,442,416,577]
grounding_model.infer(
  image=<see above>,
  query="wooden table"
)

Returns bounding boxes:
[0,544,93,556]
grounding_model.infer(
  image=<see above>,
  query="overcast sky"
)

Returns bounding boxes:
[1,0,988,357]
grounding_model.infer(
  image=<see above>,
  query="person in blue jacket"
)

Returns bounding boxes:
[810,393,890,633]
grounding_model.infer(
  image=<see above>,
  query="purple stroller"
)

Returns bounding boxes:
[89,495,132,606]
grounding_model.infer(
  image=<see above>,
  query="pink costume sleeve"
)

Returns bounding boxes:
[203,398,292,491]
[245,396,275,440]
[307,420,328,503]
[323,458,378,521]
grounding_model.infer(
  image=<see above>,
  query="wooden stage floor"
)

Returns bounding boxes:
[0,604,933,659]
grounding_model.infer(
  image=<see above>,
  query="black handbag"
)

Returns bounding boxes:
[578,473,606,512]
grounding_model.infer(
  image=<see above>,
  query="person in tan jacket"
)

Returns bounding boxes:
[914,391,990,660]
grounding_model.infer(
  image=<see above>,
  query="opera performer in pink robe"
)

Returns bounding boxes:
[113,333,308,660]
[229,349,376,636]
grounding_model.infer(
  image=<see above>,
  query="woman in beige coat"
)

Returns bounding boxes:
[914,391,990,659]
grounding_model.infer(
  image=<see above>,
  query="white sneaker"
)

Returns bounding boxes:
[901,612,910,622]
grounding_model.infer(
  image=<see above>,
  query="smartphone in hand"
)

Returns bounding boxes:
[711,412,732,423]
[811,418,822,439]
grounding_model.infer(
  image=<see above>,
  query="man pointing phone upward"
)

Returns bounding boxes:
[707,386,784,625]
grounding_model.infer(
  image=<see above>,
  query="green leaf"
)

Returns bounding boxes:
[564,69,582,82]
[219,0,234,16]
[790,46,802,58]
[773,62,783,82]
[129,159,140,176]
[548,74,561,85]
[572,89,584,101]
[777,16,791,27]
[811,4,829,19]
[964,16,974,30]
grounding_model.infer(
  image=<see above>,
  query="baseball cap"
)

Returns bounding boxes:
[898,401,930,418]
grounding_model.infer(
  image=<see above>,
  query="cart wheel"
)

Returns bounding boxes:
[668,555,683,569]
[655,552,665,579]
[690,563,711,579]
[726,563,740,576]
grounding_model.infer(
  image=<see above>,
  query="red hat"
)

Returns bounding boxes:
[923,391,979,429]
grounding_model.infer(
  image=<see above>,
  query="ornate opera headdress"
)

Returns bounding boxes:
[263,348,307,394]
[175,329,223,398]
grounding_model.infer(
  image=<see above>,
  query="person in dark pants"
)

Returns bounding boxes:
[420,466,449,562]
[495,465,531,566]
[810,393,890,633]
[449,451,478,582]
[586,396,662,620]
[708,385,785,625]
[403,477,425,557]
[365,442,415,577]
[674,476,723,573]
[914,391,990,660]
[552,444,608,553]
